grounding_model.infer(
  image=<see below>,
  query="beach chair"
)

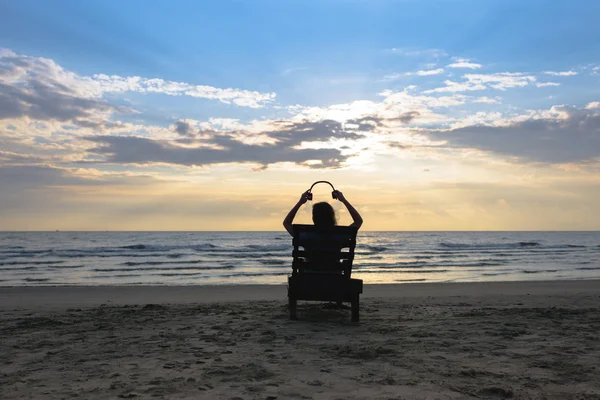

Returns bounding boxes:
[288,224,363,322]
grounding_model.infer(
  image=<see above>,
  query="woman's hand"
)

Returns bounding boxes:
[299,191,310,205]
[333,190,346,202]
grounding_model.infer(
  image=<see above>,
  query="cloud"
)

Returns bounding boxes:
[381,73,404,81]
[447,58,482,69]
[472,96,500,104]
[281,66,309,76]
[425,73,536,93]
[414,68,445,76]
[291,89,467,129]
[0,81,124,127]
[0,49,127,127]
[543,70,577,76]
[428,103,600,163]
[536,82,560,87]
[346,112,420,130]
[173,120,195,137]
[385,68,444,80]
[387,48,447,58]
[91,74,275,108]
[0,49,275,111]
[84,120,362,169]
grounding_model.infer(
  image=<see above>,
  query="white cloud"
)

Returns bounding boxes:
[381,73,404,81]
[586,101,600,110]
[536,82,561,87]
[91,74,275,108]
[449,111,504,129]
[384,68,444,80]
[0,49,276,109]
[543,70,577,76]
[414,68,445,76]
[288,89,467,130]
[281,66,308,76]
[472,96,501,104]
[425,72,536,93]
[447,58,482,69]
[387,48,447,58]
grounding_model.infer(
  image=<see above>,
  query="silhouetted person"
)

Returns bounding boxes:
[283,190,363,235]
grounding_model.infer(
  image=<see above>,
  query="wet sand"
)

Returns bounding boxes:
[1,280,599,399]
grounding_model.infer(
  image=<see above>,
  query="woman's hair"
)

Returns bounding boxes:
[312,202,337,227]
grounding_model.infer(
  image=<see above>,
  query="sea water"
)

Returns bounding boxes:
[0,231,599,286]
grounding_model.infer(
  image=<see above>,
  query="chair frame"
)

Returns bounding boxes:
[287,224,363,322]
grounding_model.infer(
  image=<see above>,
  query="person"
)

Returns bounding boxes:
[283,190,363,236]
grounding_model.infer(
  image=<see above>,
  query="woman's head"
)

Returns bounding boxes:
[312,202,337,227]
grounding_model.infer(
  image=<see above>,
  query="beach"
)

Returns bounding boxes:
[1,280,600,399]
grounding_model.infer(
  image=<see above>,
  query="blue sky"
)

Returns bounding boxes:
[3,0,599,105]
[1,0,599,230]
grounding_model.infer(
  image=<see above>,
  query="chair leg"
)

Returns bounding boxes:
[351,295,359,322]
[289,296,297,320]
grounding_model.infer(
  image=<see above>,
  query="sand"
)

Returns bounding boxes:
[1,280,600,399]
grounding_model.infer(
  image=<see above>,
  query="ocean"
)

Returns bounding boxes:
[0,231,599,286]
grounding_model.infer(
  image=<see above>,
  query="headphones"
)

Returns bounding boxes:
[306,181,338,201]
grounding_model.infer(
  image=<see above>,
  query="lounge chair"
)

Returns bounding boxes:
[287,224,363,322]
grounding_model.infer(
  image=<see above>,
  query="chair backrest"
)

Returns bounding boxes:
[291,224,358,277]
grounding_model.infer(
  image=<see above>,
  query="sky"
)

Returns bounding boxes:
[1,0,599,231]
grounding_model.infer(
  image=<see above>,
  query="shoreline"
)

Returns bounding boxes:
[1,279,599,310]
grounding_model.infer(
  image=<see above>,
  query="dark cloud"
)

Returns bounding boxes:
[0,53,128,128]
[269,119,361,143]
[0,81,123,127]
[346,112,420,131]
[174,121,194,137]
[85,119,360,168]
[0,150,53,165]
[85,135,345,168]
[392,111,421,124]
[429,106,600,163]
[386,142,409,149]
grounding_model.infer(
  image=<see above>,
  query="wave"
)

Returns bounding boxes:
[221,272,289,278]
[246,244,290,251]
[260,259,287,265]
[395,278,428,282]
[204,251,288,259]
[120,244,147,249]
[0,260,65,266]
[92,265,235,272]
[440,241,541,249]
[120,243,219,251]
[0,266,39,271]
[522,269,559,274]
[481,272,510,276]
[362,245,389,252]
[355,259,506,269]
[121,260,204,266]
[356,269,448,274]
[3,252,187,259]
